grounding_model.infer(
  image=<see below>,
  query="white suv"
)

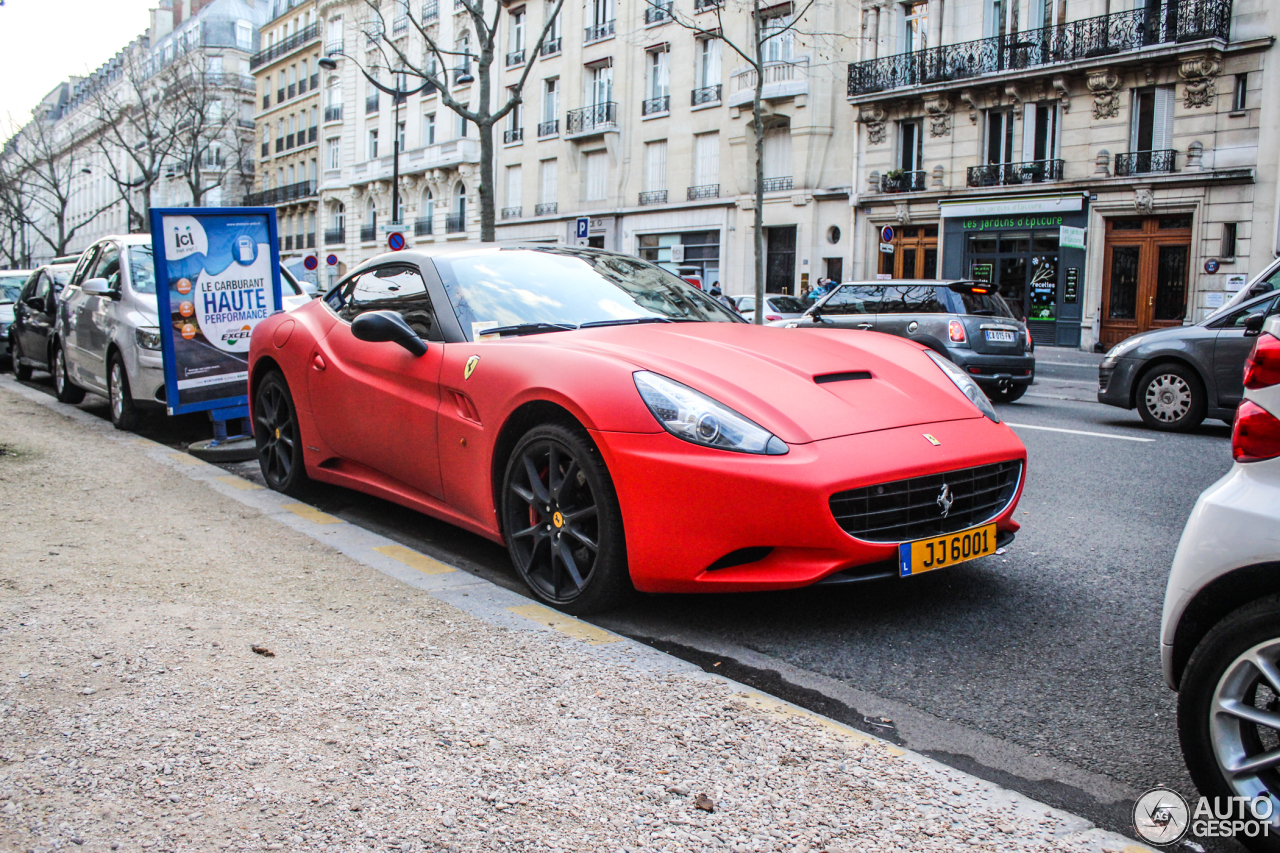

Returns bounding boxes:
[1163,312,1280,838]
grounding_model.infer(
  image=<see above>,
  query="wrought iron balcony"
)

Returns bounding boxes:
[325,39,344,56]
[538,119,559,137]
[879,170,928,192]
[644,2,672,24]
[691,84,721,106]
[694,0,722,9]
[364,20,384,43]
[393,15,409,34]
[540,37,562,56]
[422,0,439,21]
[446,214,466,233]
[535,202,558,215]
[847,0,1233,97]
[501,206,523,220]
[506,49,525,67]
[584,19,615,44]
[641,95,669,116]
[504,127,524,144]
[415,216,434,236]
[966,159,1064,187]
[1115,149,1177,176]
[325,105,343,122]
[366,94,379,113]
[243,180,318,207]
[687,184,719,200]
[762,176,793,192]
[250,23,320,69]
[639,190,668,205]
[360,224,378,242]
[566,102,617,136]
[324,227,345,245]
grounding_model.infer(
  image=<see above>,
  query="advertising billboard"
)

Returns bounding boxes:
[149,208,283,415]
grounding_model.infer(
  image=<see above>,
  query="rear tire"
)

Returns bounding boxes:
[253,370,311,497]
[52,343,85,404]
[107,353,142,432]
[501,423,631,615]
[1136,363,1205,432]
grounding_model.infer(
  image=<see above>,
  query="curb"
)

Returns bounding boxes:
[0,374,1156,853]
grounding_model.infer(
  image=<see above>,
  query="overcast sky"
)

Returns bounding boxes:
[0,0,159,141]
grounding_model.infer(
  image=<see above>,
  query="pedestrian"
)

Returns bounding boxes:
[709,282,735,311]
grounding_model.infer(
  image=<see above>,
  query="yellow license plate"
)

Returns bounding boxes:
[898,524,998,576]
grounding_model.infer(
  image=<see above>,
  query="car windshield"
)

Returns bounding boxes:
[950,289,1016,318]
[127,245,156,294]
[0,274,26,303]
[433,248,742,339]
[768,296,806,313]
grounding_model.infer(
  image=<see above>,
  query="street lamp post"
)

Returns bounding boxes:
[318,54,431,232]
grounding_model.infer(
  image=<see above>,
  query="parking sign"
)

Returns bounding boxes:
[575,217,590,239]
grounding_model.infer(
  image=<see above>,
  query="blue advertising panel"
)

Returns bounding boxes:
[149,208,283,415]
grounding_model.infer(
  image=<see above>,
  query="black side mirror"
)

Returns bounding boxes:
[1244,312,1266,338]
[351,310,428,356]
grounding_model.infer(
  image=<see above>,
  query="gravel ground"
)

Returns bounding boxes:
[0,386,1139,853]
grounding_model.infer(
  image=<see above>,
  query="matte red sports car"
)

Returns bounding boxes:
[249,245,1026,613]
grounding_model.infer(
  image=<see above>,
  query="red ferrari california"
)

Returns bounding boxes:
[249,245,1026,613]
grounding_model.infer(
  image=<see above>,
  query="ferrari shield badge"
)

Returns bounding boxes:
[464,355,480,380]
[923,433,941,446]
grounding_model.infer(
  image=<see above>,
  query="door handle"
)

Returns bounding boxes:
[857,323,874,330]
[312,354,326,371]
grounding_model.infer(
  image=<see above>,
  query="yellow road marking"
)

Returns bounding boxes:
[168,453,205,467]
[282,503,343,524]
[737,690,904,756]
[215,475,263,491]
[373,545,456,575]
[507,604,622,646]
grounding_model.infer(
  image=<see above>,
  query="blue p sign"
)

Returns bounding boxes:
[575,217,590,239]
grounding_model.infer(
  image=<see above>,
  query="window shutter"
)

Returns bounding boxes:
[1152,86,1174,152]
[695,133,719,186]
[646,141,667,192]
[507,165,522,207]
[540,159,558,203]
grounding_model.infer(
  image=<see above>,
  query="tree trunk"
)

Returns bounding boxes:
[752,1,767,325]
[478,120,496,241]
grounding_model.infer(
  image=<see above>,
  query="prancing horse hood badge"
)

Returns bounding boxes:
[464,355,480,380]
[923,433,941,446]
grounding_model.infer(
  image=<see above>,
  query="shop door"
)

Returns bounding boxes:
[765,226,797,294]
[878,225,939,279]
[1100,216,1191,349]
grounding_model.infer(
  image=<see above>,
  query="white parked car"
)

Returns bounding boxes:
[53,235,315,431]
[1162,312,1280,828]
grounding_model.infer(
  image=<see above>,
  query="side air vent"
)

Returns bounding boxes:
[705,546,774,572]
[815,371,872,385]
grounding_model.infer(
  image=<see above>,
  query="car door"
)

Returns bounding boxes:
[59,245,99,380]
[18,271,52,362]
[72,242,121,390]
[308,263,446,499]
[808,284,883,329]
[1213,294,1280,408]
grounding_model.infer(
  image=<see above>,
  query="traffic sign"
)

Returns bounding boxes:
[303,255,318,271]
[388,232,406,251]
[326,254,338,266]
[880,225,895,244]
[575,217,590,239]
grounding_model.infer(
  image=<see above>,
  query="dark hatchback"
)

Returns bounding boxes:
[8,263,75,380]
[778,280,1036,402]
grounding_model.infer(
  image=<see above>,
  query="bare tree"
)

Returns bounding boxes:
[86,49,178,231]
[164,58,254,207]
[0,159,30,267]
[5,110,115,258]
[361,0,564,241]
[655,0,820,324]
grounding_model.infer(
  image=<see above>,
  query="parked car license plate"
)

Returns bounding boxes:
[898,523,998,576]
[984,329,1017,342]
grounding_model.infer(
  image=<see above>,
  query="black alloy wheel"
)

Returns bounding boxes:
[254,371,310,496]
[11,335,32,381]
[53,343,86,404]
[501,423,630,614]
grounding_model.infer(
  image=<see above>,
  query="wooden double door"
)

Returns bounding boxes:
[879,225,938,279]
[1100,216,1192,349]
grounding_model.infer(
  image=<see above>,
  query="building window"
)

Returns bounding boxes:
[589,63,613,106]
[506,164,522,208]
[367,128,379,159]
[645,139,667,193]
[424,112,436,145]
[1132,86,1175,153]
[902,1,927,52]
[457,111,469,138]
[1028,102,1061,161]
[694,132,718,187]
[510,8,526,54]
[1233,74,1247,111]
[696,36,721,90]
[760,8,793,63]
[762,122,791,183]
[897,119,922,172]
[984,108,1017,165]
[583,149,607,200]
[327,138,340,169]
[540,158,558,205]
[236,20,253,50]
[1221,222,1238,259]
[543,78,558,122]
[397,120,406,153]
[646,47,669,103]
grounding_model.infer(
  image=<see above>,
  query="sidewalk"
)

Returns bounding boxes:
[0,379,1149,853]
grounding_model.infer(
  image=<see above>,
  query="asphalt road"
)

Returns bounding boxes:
[7,353,1242,849]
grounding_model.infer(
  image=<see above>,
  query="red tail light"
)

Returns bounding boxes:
[1244,332,1280,390]
[1233,400,1280,463]
[766,314,783,321]
[1025,327,1033,349]
[948,320,966,343]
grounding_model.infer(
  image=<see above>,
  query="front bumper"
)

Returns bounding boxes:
[1161,455,1280,689]
[1097,357,1142,409]
[595,416,1026,593]
[946,348,1035,389]
[130,351,167,406]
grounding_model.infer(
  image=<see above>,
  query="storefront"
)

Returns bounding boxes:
[637,230,722,288]
[940,193,1089,348]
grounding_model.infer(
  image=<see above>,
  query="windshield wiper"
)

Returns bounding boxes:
[480,322,579,338]
[579,317,676,329]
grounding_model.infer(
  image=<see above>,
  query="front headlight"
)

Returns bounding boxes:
[924,350,1000,424]
[1102,338,1140,366]
[634,371,788,455]
[135,326,163,350]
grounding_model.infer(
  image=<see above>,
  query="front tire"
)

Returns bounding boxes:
[501,423,631,615]
[1137,363,1205,432]
[52,343,86,404]
[108,353,142,432]
[1178,598,1280,853]
[11,335,32,381]
[253,370,310,497]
